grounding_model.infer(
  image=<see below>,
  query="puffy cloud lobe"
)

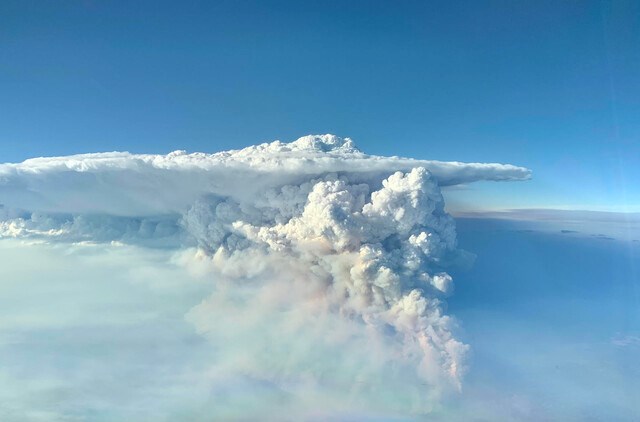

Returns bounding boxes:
[182,166,468,411]
[0,135,526,415]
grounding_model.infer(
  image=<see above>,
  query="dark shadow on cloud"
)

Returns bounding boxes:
[593,234,616,241]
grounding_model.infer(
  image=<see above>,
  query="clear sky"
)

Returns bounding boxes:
[1,0,638,211]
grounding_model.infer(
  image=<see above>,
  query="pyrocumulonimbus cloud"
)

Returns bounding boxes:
[0,135,530,416]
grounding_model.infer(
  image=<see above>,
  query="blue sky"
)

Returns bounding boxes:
[1,0,639,210]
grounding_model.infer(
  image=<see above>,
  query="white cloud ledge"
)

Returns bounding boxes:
[0,134,531,216]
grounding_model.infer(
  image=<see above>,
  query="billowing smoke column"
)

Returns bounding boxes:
[0,135,530,416]
[182,166,465,411]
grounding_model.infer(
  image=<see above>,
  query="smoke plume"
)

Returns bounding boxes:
[0,135,530,417]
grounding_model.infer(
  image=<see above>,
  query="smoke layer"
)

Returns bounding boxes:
[0,135,529,417]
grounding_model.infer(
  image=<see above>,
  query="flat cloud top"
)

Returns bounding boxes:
[0,134,530,216]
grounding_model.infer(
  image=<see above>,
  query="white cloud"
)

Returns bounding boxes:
[454,208,640,241]
[0,134,530,216]
[612,334,640,348]
[0,135,529,418]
